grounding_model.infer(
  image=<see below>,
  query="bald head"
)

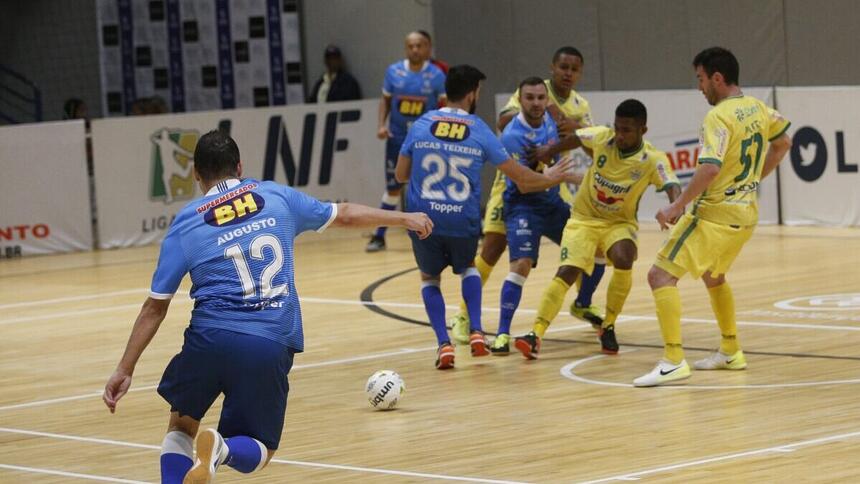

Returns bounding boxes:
[405,31,431,67]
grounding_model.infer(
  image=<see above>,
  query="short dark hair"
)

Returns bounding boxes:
[693,47,739,85]
[416,30,432,43]
[194,130,241,182]
[445,64,486,102]
[552,46,583,64]
[518,76,546,93]
[615,99,647,124]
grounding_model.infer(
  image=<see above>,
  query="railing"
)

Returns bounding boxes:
[0,64,42,124]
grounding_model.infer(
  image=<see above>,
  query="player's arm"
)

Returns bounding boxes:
[103,297,171,413]
[664,184,682,203]
[498,157,576,193]
[497,110,517,132]
[656,163,720,229]
[761,133,792,179]
[394,153,411,184]
[377,95,392,139]
[525,132,583,165]
[331,202,432,239]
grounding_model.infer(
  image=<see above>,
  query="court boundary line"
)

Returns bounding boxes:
[0,462,149,483]
[576,429,860,483]
[0,427,528,484]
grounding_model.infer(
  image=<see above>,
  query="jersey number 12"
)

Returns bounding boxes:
[224,235,288,299]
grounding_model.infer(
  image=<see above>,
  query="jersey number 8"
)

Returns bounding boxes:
[420,153,473,202]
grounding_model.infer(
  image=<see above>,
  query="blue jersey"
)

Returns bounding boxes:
[383,60,446,140]
[502,112,563,207]
[400,107,510,237]
[149,179,336,352]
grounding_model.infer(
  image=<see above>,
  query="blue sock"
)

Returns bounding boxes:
[374,196,398,239]
[576,261,606,307]
[461,268,482,333]
[224,436,266,474]
[160,431,193,484]
[421,281,449,345]
[498,273,526,335]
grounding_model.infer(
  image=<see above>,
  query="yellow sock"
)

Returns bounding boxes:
[653,286,684,363]
[458,255,495,315]
[532,276,571,338]
[708,282,739,354]
[603,268,632,328]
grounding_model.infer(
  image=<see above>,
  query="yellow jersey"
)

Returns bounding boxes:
[500,79,593,128]
[574,126,680,226]
[692,95,790,226]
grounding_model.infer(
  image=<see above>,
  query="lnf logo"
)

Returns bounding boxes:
[790,127,858,182]
[260,110,361,186]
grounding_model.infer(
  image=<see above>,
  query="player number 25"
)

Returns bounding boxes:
[224,235,288,299]
[420,153,472,202]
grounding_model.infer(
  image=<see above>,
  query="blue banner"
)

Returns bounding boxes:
[165,0,186,112]
[215,0,235,109]
[266,0,286,106]
[117,0,136,114]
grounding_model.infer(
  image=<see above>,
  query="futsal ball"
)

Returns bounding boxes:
[365,370,405,410]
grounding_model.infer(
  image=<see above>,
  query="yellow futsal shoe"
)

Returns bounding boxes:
[449,313,471,345]
[490,333,511,355]
[570,301,604,330]
[693,350,747,370]
[633,359,691,387]
[184,428,228,484]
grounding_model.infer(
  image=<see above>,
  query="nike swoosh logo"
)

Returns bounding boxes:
[660,367,679,376]
[727,359,736,364]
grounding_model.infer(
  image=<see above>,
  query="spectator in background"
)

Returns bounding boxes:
[130,96,169,115]
[63,98,89,121]
[308,45,362,103]
[417,30,449,74]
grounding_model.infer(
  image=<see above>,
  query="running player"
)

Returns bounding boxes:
[367,31,446,252]
[395,65,576,369]
[514,99,681,359]
[449,46,602,344]
[488,77,579,354]
[634,47,792,387]
[103,130,432,483]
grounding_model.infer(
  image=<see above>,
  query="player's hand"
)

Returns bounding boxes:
[103,368,132,414]
[525,144,554,166]
[543,157,574,184]
[564,170,584,186]
[405,212,433,239]
[377,126,391,140]
[656,202,684,230]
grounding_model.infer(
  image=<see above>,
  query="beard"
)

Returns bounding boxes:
[468,98,477,114]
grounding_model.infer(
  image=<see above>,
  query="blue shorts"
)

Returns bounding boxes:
[409,232,479,276]
[157,327,295,450]
[504,202,569,265]
[385,137,405,191]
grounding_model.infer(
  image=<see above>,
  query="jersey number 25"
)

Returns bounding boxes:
[420,153,472,202]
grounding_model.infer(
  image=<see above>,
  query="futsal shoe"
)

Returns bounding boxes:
[469,331,490,357]
[693,350,747,370]
[598,326,619,355]
[490,334,511,355]
[514,332,541,360]
[435,343,455,370]
[570,301,604,330]
[365,235,386,252]
[184,429,228,484]
[449,313,471,345]
[633,359,691,387]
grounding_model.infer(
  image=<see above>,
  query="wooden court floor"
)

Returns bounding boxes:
[2,224,860,483]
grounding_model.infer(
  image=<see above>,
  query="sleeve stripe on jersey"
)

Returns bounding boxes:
[316,203,338,233]
[768,121,791,142]
[698,157,722,166]
[149,291,174,300]
[656,182,681,193]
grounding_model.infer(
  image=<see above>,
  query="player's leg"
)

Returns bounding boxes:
[191,331,296,481]
[156,328,224,483]
[450,236,489,357]
[492,257,531,355]
[572,248,606,326]
[409,233,455,369]
[366,138,402,252]
[450,176,508,343]
[600,236,637,355]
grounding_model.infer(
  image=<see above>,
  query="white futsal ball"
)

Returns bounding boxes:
[366,370,405,410]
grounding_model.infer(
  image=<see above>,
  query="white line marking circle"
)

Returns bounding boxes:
[559,351,860,390]
[774,293,860,311]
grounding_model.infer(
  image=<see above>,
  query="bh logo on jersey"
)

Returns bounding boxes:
[150,128,199,204]
[431,120,471,141]
[398,95,427,116]
[203,192,266,227]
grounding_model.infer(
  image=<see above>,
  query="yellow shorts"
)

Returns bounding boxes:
[560,218,638,275]
[655,213,754,279]
[483,171,507,235]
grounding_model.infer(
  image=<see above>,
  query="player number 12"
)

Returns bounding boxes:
[224,235,288,299]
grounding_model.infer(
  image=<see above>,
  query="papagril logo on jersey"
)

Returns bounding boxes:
[150,128,199,204]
